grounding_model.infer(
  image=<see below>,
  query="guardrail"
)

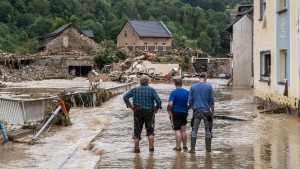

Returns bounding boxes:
[0,82,136,125]
[0,96,57,125]
[105,82,136,94]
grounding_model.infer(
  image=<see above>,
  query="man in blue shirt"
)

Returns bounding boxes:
[123,76,161,153]
[188,72,214,153]
[167,78,189,152]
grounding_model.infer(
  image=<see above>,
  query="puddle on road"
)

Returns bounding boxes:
[0,143,27,167]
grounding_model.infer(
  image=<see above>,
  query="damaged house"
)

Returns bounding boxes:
[117,20,172,55]
[37,23,102,76]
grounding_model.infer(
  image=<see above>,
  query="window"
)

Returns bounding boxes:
[125,43,128,48]
[278,49,287,83]
[63,37,69,48]
[162,43,166,51]
[144,43,148,51]
[133,43,136,51]
[260,52,271,81]
[278,0,287,11]
[125,31,127,37]
[259,0,266,20]
[154,43,158,51]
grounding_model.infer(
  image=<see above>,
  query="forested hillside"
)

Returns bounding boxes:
[0,0,252,56]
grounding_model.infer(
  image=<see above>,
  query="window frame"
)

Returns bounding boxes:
[259,0,266,21]
[278,49,288,84]
[162,43,166,51]
[154,43,158,51]
[144,43,148,51]
[260,51,271,82]
[277,0,288,13]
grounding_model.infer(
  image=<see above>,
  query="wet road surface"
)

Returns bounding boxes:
[1,81,300,169]
[93,83,300,169]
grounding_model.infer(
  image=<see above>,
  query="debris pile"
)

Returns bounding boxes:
[0,64,68,82]
[99,52,182,83]
[0,54,72,82]
[208,59,231,78]
[0,82,7,88]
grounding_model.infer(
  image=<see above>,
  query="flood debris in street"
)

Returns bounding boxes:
[259,107,288,114]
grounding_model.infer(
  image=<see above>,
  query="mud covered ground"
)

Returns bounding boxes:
[1,80,300,169]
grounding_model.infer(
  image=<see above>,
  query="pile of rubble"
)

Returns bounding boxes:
[0,63,67,82]
[93,51,182,83]
[0,82,7,88]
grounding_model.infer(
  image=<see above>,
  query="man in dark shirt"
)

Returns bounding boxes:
[123,76,161,153]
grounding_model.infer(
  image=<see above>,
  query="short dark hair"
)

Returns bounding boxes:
[199,72,207,78]
[173,78,182,86]
[140,76,149,85]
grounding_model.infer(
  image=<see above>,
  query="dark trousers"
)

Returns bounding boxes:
[133,108,155,140]
[191,111,213,139]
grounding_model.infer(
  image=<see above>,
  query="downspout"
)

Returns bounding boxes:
[0,123,8,142]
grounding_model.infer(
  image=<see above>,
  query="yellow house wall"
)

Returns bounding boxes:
[290,0,299,103]
[253,0,299,109]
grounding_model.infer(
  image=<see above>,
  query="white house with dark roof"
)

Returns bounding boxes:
[226,5,254,87]
[117,20,172,54]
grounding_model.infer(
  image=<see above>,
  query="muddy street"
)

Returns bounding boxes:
[94,83,300,169]
[1,81,300,169]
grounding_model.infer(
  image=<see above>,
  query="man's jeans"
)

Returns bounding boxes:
[191,111,213,139]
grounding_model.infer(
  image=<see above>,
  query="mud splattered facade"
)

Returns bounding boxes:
[253,0,300,116]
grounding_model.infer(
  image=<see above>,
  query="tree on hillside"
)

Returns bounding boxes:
[0,1,14,23]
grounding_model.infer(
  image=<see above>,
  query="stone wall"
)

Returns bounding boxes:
[44,27,101,55]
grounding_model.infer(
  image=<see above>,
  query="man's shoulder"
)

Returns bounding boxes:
[175,88,189,93]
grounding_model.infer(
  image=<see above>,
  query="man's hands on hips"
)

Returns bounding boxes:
[130,106,134,112]
[154,108,159,114]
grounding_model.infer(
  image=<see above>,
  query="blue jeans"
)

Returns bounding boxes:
[191,111,213,139]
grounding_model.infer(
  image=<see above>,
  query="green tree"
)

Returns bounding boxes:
[12,0,27,13]
[28,0,51,15]
[53,17,67,29]
[31,17,53,36]
[0,1,14,23]
[16,14,33,28]
[197,32,213,54]
[81,19,105,42]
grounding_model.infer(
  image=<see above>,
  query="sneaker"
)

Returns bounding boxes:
[149,147,154,152]
[134,148,140,153]
[183,147,188,152]
[173,147,181,151]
